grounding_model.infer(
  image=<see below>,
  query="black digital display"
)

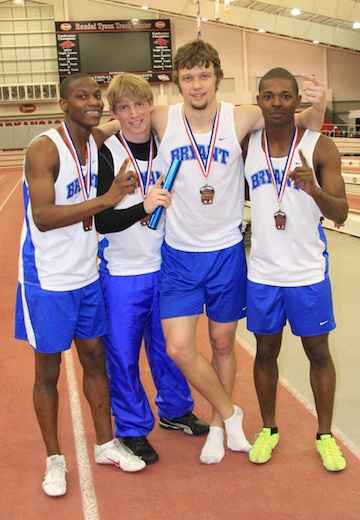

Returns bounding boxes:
[55,19,173,85]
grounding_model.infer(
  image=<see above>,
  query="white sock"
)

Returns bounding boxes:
[224,405,252,453]
[200,426,225,465]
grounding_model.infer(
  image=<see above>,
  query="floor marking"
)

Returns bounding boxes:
[4,167,101,516]
[0,176,22,213]
[279,373,360,461]
[237,335,360,461]
[65,349,100,520]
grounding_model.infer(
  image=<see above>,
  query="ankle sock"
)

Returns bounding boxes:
[317,432,332,440]
[224,405,252,453]
[200,426,225,465]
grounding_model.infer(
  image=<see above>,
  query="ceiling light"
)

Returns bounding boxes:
[313,40,320,44]
[353,22,360,29]
[291,8,301,16]
[258,28,266,33]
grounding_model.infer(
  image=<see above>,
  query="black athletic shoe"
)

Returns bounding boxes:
[121,436,159,465]
[159,413,209,436]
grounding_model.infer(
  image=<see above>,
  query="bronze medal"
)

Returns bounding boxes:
[200,185,215,205]
[263,126,298,233]
[274,210,286,230]
[140,215,150,226]
[183,108,220,208]
[83,216,93,231]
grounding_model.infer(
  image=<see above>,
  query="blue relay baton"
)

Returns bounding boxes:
[148,158,181,230]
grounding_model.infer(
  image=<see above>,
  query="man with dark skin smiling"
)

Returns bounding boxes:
[15,73,146,497]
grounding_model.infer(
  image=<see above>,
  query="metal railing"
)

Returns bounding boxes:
[322,124,360,139]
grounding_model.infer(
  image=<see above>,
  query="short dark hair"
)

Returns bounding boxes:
[173,39,223,86]
[259,68,298,95]
[59,73,92,99]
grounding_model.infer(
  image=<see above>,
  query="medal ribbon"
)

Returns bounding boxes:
[118,130,154,199]
[263,125,298,204]
[182,106,220,180]
[61,122,91,200]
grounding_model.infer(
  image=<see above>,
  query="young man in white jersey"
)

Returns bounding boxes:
[243,68,348,471]
[15,73,147,497]
[148,39,327,464]
[95,73,208,465]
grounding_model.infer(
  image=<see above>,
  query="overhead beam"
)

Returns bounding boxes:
[101,0,360,52]
[232,0,360,22]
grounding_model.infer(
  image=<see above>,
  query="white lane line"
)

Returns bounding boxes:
[0,176,22,213]
[6,169,100,516]
[237,335,360,461]
[64,349,100,520]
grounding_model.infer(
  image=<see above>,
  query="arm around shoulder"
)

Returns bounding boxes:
[92,119,121,148]
[234,105,264,142]
[295,74,326,131]
[151,104,170,141]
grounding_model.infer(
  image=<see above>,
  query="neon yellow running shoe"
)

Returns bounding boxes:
[249,427,279,464]
[316,434,346,472]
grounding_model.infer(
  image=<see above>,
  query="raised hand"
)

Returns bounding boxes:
[290,150,317,196]
[104,158,136,207]
[301,73,326,112]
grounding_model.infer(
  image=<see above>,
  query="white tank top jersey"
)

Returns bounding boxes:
[158,102,244,252]
[245,129,327,287]
[98,135,164,276]
[18,128,99,291]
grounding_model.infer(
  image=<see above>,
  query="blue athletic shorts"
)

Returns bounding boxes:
[246,276,336,337]
[159,241,247,323]
[15,279,107,353]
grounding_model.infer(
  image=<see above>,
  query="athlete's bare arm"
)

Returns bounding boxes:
[150,104,170,141]
[98,74,325,146]
[26,135,136,232]
[92,119,121,147]
[290,137,348,224]
[295,73,326,128]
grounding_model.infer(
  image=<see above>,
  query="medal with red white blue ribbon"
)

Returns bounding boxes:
[263,125,298,230]
[118,130,154,225]
[61,122,93,231]
[182,106,220,205]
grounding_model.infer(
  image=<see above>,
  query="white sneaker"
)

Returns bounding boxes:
[42,454,67,497]
[94,438,146,472]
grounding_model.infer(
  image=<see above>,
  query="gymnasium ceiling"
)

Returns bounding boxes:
[97,0,360,52]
